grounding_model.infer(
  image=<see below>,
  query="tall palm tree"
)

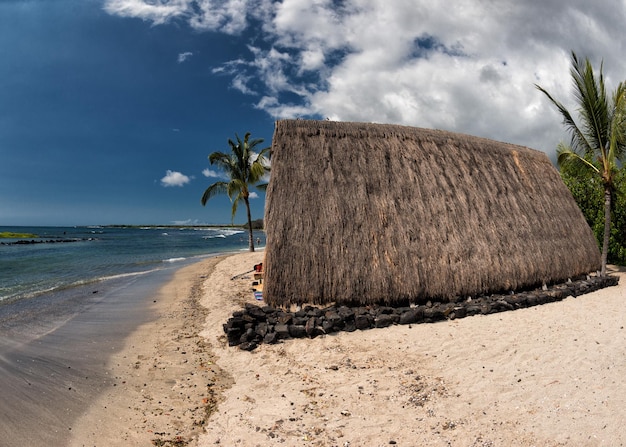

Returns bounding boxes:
[201,132,270,252]
[536,51,626,276]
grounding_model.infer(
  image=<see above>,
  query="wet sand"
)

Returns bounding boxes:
[0,259,222,447]
[67,256,232,446]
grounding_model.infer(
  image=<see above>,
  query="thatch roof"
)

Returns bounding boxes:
[263,120,601,307]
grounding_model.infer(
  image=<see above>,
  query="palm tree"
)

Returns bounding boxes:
[536,51,626,276]
[201,132,270,252]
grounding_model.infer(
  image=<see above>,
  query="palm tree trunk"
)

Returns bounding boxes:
[601,185,611,276]
[244,196,255,252]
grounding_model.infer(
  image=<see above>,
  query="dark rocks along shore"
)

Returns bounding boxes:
[224,275,619,351]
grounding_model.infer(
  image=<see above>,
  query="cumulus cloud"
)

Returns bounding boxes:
[249,192,259,199]
[161,170,191,187]
[105,0,626,157]
[202,168,222,178]
[177,51,193,63]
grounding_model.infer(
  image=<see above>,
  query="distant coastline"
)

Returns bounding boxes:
[103,224,242,229]
[103,219,264,231]
[1,222,264,231]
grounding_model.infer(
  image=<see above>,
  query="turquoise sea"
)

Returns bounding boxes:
[0,225,264,305]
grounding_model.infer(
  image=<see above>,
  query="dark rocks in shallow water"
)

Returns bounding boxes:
[223,275,619,349]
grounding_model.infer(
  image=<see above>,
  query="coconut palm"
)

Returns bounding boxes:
[536,51,626,276]
[201,132,270,252]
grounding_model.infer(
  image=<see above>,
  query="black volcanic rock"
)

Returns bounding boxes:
[222,275,619,349]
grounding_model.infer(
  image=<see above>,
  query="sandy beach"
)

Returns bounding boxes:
[69,252,625,446]
[68,256,233,446]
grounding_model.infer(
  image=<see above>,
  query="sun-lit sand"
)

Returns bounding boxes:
[70,252,626,446]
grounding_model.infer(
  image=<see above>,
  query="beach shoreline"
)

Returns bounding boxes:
[0,262,197,447]
[49,252,626,446]
[67,255,234,446]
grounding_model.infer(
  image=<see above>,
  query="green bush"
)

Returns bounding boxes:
[249,219,264,230]
[561,166,626,265]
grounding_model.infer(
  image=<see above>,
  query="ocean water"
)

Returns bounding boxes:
[0,225,265,445]
[0,225,264,305]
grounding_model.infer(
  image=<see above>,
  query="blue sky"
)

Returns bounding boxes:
[2,0,626,226]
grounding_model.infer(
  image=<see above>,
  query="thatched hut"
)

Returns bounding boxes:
[263,120,601,307]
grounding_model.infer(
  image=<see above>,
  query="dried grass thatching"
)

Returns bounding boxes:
[263,120,601,307]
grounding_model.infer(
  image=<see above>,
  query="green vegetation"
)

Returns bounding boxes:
[0,231,38,238]
[561,164,626,265]
[201,132,270,252]
[537,51,626,275]
[249,218,264,230]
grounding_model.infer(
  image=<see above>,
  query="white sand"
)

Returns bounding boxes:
[66,253,626,446]
[198,253,626,447]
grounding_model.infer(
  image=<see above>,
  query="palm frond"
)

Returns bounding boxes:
[202,131,268,233]
[227,179,245,201]
[201,182,229,206]
[535,82,592,154]
[556,143,599,177]
[570,53,609,159]
[254,145,272,165]
[209,151,235,171]
[610,82,626,162]
[247,137,266,153]
[230,191,242,222]
[537,51,626,277]
[229,136,245,174]
[249,160,268,183]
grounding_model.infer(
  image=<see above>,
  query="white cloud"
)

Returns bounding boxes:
[231,74,256,95]
[177,51,193,63]
[103,0,189,25]
[172,218,203,225]
[106,0,626,158]
[103,0,255,34]
[249,192,259,199]
[161,170,191,187]
[189,0,249,34]
[202,168,222,178]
